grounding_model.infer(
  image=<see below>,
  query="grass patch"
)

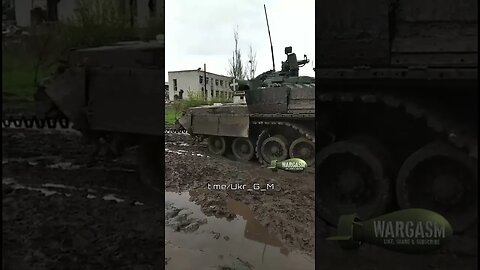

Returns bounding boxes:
[165,105,177,125]
[2,51,52,102]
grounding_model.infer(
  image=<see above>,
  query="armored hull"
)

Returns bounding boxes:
[181,81,315,166]
[179,47,316,167]
[181,0,478,233]
[26,40,166,191]
[314,0,478,232]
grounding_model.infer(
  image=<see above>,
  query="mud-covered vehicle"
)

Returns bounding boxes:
[315,0,477,232]
[181,0,478,235]
[33,40,165,190]
[177,46,316,166]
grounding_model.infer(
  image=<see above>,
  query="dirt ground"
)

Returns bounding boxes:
[165,132,477,270]
[2,128,164,269]
[2,125,477,270]
[164,133,316,254]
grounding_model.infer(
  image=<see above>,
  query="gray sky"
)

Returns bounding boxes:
[165,0,315,81]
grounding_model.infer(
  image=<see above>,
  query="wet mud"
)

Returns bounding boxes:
[2,128,163,269]
[3,127,315,269]
[164,191,314,269]
[3,127,476,269]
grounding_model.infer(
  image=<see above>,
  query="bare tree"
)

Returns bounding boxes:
[246,45,257,80]
[227,26,246,80]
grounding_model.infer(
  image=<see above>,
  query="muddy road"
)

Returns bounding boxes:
[2,127,316,269]
[2,128,164,269]
[165,132,477,270]
[3,126,476,270]
[164,133,315,269]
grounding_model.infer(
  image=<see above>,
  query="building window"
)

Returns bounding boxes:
[47,0,59,21]
[215,91,219,97]
[215,79,219,86]
[148,0,157,17]
[206,77,209,84]
[199,75,203,84]
[220,80,223,86]
[129,0,138,27]
[173,79,177,91]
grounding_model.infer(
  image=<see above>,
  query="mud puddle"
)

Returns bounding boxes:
[165,191,314,270]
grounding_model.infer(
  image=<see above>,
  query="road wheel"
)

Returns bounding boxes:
[207,136,227,155]
[289,137,315,166]
[396,141,477,232]
[316,136,393,225]
[260,135,289,164]
[232,137,255,161]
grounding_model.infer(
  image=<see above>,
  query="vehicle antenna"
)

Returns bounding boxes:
[264,4,275,71]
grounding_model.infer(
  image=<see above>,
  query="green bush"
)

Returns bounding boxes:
[61,0,138,49]
[2,0,164,101]
[164,91,234,125]
[176,91,233,112]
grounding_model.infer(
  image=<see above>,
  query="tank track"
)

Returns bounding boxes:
[164,127,188,134]
[252,120,315,142]
[2,114,191,135]
[4,93,475,159]
[251,120,315,165]
[2,115,71,129]
[317,92,477,159]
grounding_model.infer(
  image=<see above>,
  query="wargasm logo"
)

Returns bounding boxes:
[327,209,453,253]
[373,220,446,243]
[268,158,307,172]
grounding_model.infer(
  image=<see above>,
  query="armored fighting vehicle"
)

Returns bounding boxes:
[177,46,315,166]
[32,40,166,190]
[315,0,477,232]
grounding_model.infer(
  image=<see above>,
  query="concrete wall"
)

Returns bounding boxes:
[57,0,76,23]
[168,70,233,101]
[165,82,169,101]
[14,0,31,27]
[137,0,164,27]
[14,0,163,27]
